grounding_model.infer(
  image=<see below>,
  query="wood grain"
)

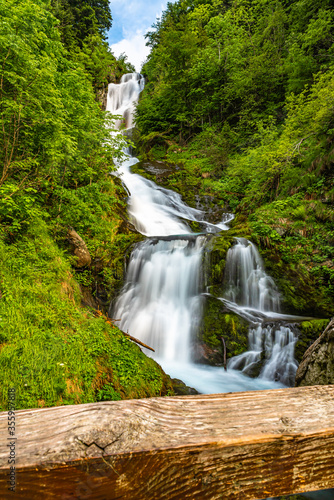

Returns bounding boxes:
[1,385,334,499]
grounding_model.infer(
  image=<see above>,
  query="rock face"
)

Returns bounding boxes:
[97,87,108,110]
[194,295,249,366]
[67,228,91,268]
[170,378,199,395]
[295,318,334,386]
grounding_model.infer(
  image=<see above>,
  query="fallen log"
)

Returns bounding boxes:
[93,311,155,352]
[1,385,334,499]
[124,332,155,352]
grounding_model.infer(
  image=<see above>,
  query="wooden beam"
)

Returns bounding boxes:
[1,386,334,499]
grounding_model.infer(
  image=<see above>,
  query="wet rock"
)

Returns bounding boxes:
[67,228,91,268]
[193,342,223,366]
[196,295,249,366]
[294,319,330,364]
[295,318,334,386]
[171,378,199,395]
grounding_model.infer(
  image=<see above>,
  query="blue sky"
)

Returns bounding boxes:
[107,1,174,72]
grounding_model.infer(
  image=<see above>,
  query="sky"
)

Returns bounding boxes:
[108,0,174,72]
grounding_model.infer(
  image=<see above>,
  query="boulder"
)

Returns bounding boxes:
[295,318,334,386]
[67,228,91,268]
[195,295,249,366]
[170,378,199,395]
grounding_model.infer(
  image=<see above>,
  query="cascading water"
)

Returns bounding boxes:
[107,73,144,129]
[107,73,209,372]
[106,72,332,500]
[228,323,298,385]
[107,73,293,394]
[224,238,280,311]
[223,238,298,385]
[113,237,205,363]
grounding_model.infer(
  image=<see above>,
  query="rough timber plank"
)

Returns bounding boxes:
[1,385,334,499]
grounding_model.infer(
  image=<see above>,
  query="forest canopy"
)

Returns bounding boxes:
[135,0,334,313]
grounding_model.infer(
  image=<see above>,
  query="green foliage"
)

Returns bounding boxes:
[0,0,125,195]
[50,0,112,48]
[0,222,172,411]
[0,0,168,414]
[136,0,334,317]
[48,176,142,303]
[97,384,121,402]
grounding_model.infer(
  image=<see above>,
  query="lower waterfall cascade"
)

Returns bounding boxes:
[107,72,305,394]
[221,237,299,386]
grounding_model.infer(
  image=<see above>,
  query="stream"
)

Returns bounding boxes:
[106,73,332,500]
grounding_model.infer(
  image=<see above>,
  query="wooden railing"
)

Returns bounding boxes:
[1,385,334,499]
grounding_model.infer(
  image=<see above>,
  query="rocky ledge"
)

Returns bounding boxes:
[295,318,334,386]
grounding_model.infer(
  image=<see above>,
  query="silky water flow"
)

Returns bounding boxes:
[107,73,300,394]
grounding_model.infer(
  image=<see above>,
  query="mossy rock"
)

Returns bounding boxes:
[170,378,199,395]
[204,233,234,292]
[130,161,156,182]
[228,214,252,239]
[261,250,332,317]
[295,319,330,363]
[195,295,249,366]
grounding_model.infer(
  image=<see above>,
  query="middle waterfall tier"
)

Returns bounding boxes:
[112,236,206,363]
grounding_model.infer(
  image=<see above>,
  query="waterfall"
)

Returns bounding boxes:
[107,72,295,394]
[106,72,219,237]
[228,324,298,385]
[224,238,280,311]
[107,73,208,366]
[106,72,144,129]
[113,237,205,362]
[224,238,298,384]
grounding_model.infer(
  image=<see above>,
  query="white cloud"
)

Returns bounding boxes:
[108,0,177,72]
[110,30,151,72]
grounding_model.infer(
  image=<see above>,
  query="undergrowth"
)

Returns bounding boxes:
[0,221,172,411]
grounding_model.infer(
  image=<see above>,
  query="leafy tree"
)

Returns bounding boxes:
[50,0,112,47]
[0,0,125,236]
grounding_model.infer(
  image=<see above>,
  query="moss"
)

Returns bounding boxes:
[228,214,252,238]
[198,295,249,365]
[0,221,174,411]
[294,319,330,363]
[204,233,234,291]
[261,249,332,317]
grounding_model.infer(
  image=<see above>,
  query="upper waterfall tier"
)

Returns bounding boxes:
[224,238,281,312]
[106,72,144,129]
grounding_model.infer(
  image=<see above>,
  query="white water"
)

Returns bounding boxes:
[222,238,298,385]
[224,237,280,311]
[107,73,289,394]
[228,323,298,385]
[107,73,145,129]
[113,237,205,363]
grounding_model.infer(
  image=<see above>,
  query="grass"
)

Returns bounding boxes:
[0,220,172,411]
